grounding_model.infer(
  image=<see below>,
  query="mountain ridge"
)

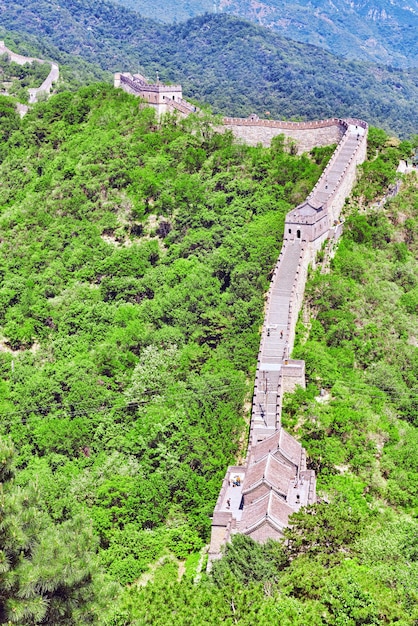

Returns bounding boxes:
[1,2,417,136]
[110,0,418,68]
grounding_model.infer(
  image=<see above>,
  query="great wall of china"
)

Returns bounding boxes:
[0,41,59,114]
[208,118,367,566]
[2,56,369,560]
[3,59,369,562]
[114,72,368,565]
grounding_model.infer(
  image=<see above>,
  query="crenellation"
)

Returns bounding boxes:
[116,72,196,117]
[114,69,367,566]
[208,114,367,568]
[222,116,345,153]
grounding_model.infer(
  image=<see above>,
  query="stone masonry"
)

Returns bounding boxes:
[114,70,368,565]
[222,115,345,153]
[115,72,196,117]
[207,117,368,568]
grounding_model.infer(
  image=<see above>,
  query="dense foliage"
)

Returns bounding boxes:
[0,84,329,591]
[0,438,114,624]
[0,28,111,94]
[0,96,21,143]
[103,129,418,626]
[1,78,417,624]
[0,1,417,135]
[0,54,51,103]
[113,0,418,68]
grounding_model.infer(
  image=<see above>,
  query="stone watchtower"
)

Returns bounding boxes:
[285,198,329,245]
[114,72,190,116]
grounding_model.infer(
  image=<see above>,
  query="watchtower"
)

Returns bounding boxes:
[115,72,184,116]
[285,198,329,245]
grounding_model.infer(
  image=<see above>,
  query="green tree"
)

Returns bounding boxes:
[211,533,288,587]
[0,96,20,148]
[284,496,370,564]
[0,438,114,625]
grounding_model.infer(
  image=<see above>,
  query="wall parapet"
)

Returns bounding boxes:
[222,116,344,130]
[120,74,182,93]
[0,41,59,105]
[222,116,346,153]
[209,114,368,567]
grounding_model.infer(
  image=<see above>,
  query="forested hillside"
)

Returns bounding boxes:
[0,54,50,101]
[1,1,418,136]
[0,28,111,92]
[0,79,417,622]
[112,0,418,68]
[0,85,332,615]
[106,131,418,625]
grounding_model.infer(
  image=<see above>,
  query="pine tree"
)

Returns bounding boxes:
[0,438,115,624]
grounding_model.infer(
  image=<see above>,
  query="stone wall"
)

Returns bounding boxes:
[116,68,370,564]
[246,522,281,543]
[282,360,306,394]
[222,117,345,153]
[208,115,368,567]
[0,41,59,104]
[116,73,190,116]
[0,40,41,65]
[270,242,309,365]
[327,133,367,224]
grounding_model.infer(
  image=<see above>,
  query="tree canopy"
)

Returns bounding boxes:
[0,85,417,623]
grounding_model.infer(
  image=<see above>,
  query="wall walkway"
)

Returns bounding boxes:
[0,41,59,105]
[208,115,368,567]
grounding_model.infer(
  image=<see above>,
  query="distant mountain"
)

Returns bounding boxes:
[0,27,111,90]
[111,0,209,22]
[1,1,417,136]
[112,0,418,68]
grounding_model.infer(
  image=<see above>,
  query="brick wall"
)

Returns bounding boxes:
[221,117,345,153]
[245,521,284,543]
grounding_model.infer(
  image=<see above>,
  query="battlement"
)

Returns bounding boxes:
[115,72,188,116]
[222,115,345,153]
[208,113,368,569]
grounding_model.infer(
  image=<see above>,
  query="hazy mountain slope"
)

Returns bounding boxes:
[112,0,418,68]
[163,16,418,136]
[1,1,417,135]
[111,0,209,22]
[0,27,111,89]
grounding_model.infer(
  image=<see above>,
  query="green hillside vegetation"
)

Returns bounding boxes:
[0,85,330,594]
[0,28,111,93]
[105,133,418,625]
[0,439,116,624]
[113,0,418,69]
[0,54,51,103]
[111,0,209,23]
[0,1,417,136]
[0,83,417,623]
